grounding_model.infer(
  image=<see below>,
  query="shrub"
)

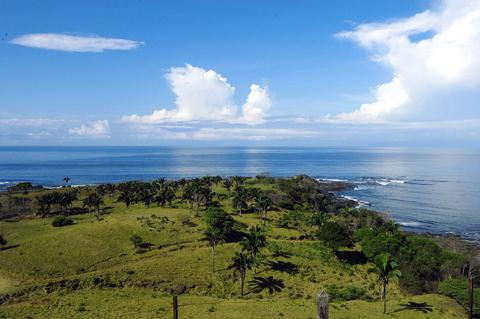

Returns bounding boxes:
[317,221,353,252]
[52,216,73,227]
[326,284,368,301]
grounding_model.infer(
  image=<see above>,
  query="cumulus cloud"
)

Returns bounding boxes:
[122,64,271,125]
[10,33,143,52]
[68,120,110,137]
[334,0,480,122]
[240,84,272,124]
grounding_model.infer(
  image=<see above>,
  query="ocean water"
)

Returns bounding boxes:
[0,146,479,241]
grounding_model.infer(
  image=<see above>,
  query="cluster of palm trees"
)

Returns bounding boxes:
[36,190,79,217]
[203,207,268,298]
[230,225,267,297]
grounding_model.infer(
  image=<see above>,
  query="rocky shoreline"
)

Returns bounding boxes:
[317,178,480,261]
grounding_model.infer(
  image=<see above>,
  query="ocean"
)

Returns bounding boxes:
[0,146,479,241]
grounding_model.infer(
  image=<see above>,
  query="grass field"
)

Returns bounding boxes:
[0,181,468,318]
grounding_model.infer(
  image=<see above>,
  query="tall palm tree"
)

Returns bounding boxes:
[241,225,267,275]
[373,253,402,314]
[229,251,252,297]
[63,176,71,187]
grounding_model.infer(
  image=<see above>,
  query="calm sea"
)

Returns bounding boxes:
[0,146,479,241]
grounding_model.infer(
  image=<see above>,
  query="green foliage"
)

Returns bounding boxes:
[317,221,353,252]
[397,236,443,293]
[326,284,368,301]
[51,216,74,227]
[438,278,479,315]
[354,227,405,260]
[203,208,234,242]
[241,225,267,274]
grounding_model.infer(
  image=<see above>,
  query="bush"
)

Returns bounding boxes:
[397,236,444,293]
[438,278,479,315]
[326,284,368,301]
[52,216,73,227]
[317,221,353,252]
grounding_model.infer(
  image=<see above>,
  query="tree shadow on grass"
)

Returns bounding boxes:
[335,250,367,265]
[265,260,299,275]
[271,251,292,259]
[392,302,433,314]
[248,276,285,295]
[0,244,20,251]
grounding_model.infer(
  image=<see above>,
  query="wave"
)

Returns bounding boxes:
[398,221,422,227]
[353,185,372,191]
[361,177,407,186]
[341,195,370,207]
[317,178,349,182]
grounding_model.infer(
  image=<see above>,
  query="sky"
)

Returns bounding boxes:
[1,0,480,147]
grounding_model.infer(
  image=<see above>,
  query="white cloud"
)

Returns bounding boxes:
[0,118,64,127]
[122,64,271,125]
[68,120,110,137]
[240,84,272,125]
[335,77,408,122]
[10,33,143,52]
[335,0,480,122]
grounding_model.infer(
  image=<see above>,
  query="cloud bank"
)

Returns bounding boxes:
[334,0,480,122]
[10,33,143,52]
[122,64,271,125]
[68,120,110,137]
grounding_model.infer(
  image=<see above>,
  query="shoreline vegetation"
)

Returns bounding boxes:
[0,174,478,318]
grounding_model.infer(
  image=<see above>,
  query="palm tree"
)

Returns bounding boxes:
[232,186,247,215]
[373,253,402,314]
[241,225,267,275]
[83,193,104,220]
[230,251,252,297]
[63,176,71,187]
[223,179,233,194]
[255,194,273,224]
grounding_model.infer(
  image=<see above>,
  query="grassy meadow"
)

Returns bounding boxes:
[0,176,473,318]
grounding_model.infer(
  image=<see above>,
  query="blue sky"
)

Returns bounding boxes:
[1,0,480,147]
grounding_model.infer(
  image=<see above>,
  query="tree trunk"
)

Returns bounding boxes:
[240,271,245,298]
[383,283,387,314]
[211,245,216,273]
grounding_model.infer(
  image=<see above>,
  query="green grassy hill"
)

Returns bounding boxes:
[0,177,471,318]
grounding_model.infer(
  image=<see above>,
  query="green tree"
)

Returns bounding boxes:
[317,221,353,253]
[240,225,267,275]
[230,251,252,297]
[372,254,402,314]
[204,208,234,272]
[255,193,273,224]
